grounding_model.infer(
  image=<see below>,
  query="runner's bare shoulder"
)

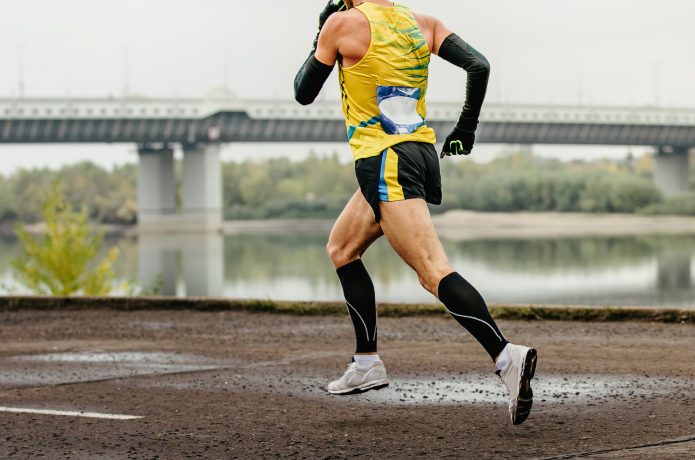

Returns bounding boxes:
[412,13,450,54]
[324,6,367,33]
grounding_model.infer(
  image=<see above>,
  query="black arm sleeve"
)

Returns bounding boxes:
[437,33,490,131]
[294,52,335,106]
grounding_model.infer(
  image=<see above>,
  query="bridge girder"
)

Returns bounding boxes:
[0,114,694,147]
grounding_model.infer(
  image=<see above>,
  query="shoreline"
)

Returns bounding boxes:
[3,211,695,239]
[221,211,695,239]
[433,210,695,240]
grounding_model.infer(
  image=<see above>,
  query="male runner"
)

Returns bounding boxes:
[294,0,537,425]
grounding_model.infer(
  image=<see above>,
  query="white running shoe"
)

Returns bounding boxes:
[326,361,389,395]
[498,344,537,425]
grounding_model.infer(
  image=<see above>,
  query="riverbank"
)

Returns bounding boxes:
[0,222,131,238]
[1,296,693,323]
[4,211,695,239]
[433,210,695,240]
[221,211,695,240]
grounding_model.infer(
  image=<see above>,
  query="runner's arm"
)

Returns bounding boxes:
[431,18,490,156]
[294,9,342,106]
[294,51,334,105]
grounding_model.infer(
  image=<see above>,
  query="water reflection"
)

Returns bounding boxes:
[138,234,224,297]
[657,253,691,291]
[218,232,695,307]
[1,231,694,308]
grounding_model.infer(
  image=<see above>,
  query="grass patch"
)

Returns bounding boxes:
[489,305,695,323]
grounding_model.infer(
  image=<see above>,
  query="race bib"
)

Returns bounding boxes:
[377,86,425,135]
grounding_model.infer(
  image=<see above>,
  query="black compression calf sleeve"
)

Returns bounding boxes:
[437,33,490,131]
[438,272,508,361]
[336,259,377,354]
[294,52,334,106]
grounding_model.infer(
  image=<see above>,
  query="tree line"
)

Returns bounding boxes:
[0,151,693,225]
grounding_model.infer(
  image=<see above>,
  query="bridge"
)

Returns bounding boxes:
[1,97,693,231]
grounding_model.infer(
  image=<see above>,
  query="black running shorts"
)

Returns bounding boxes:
[355,141,442,222]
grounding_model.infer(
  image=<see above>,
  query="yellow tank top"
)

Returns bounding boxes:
[339,2,436,160]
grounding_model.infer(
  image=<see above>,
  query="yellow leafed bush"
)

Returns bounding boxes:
[11,183,120,296]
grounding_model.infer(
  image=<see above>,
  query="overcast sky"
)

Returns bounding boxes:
[1,0,693,173]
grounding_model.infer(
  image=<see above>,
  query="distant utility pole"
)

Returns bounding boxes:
[17,43,25,99]
[493,63,502,102]
[223,46,230,90]
[65,69,71,99]
[494,77,501,102]
[654,62,661,107]
[123,45,131,99]
[576,59,583,106]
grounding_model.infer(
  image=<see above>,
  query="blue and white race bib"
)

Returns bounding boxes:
[377,86,426,135]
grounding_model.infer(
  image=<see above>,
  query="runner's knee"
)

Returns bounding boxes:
[417,264,454,295]
[326,240,359,268]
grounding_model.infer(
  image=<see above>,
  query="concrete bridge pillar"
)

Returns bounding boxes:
[182,143,223,232]
[653,147,691,197]
[136,142,223,233]
[137,144,177,231]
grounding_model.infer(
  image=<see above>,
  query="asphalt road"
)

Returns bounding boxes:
[1,309,694,459]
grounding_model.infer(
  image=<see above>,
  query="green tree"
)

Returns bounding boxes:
[7,167,53,222]
[0,174,13,223]
[11,183,120,296]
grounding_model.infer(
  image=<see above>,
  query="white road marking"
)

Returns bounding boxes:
[0,406,143,420]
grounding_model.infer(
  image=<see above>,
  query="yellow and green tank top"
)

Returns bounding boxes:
[339,2,437,160]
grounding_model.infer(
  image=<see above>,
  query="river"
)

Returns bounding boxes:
[1,227,694,308]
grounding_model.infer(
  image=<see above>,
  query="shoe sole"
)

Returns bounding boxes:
[512,348,537,425]
[327,379,389,395]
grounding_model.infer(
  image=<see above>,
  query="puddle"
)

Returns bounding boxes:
[3,351,691,408]
[139,321,177,330]
[1,352,224,387]
[280,374,692,406]
[132,368,692,407]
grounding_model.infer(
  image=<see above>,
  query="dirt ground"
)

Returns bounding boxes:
[0,309,694,459]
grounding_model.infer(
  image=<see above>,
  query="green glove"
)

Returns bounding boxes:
[441,126,476,158]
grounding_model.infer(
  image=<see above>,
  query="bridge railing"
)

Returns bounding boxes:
[2,98,695,127]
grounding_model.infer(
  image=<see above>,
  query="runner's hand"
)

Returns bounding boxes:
[440,127,475,158]
[313,1,345,49]
[319,0,344,29]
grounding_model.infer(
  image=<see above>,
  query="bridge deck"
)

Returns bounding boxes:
[1,99,694,146]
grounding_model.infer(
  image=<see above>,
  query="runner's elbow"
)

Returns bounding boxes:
[469,56,491,75]
[294,80,316,105]
[295,91,315,106]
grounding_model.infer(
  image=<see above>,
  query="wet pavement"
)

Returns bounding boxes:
[0,309,693,458]
[2,352,221,388]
